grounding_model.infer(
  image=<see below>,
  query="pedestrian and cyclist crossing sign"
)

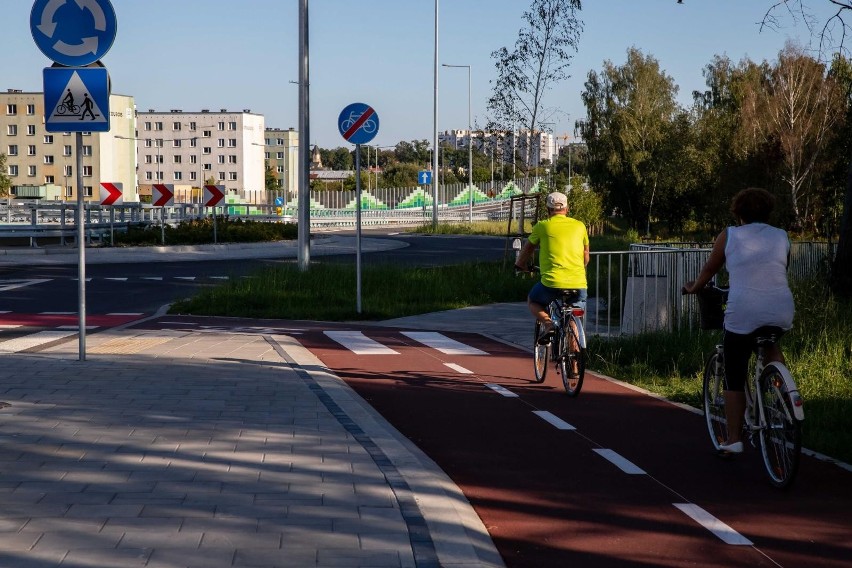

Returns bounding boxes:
[42,66,110,132]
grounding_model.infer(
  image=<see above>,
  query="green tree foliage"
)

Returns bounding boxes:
[0,154,10,197]
[487,0,583,170]
[264,161,278,192]
[394,140,431,166]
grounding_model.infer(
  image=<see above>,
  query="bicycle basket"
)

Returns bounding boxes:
[696,286,728,330]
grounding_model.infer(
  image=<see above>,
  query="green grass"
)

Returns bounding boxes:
[409,220,534,236]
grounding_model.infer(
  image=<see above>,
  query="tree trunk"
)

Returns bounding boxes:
[831,155,852,297]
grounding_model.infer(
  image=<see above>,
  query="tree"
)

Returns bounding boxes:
[763,1,852,295]
[487,0,583,172]
[264,161,278,192]
[0,154,10,197]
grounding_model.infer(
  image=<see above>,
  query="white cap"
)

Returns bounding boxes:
[546,192,567,209]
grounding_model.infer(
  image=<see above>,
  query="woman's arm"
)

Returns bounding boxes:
[682,229,727,294]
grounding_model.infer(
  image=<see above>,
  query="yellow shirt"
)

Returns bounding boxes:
[529,214,589,289]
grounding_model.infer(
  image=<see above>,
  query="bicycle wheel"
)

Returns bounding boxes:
[702,353,727,450]
[758,365,802,489]
[533,321,549,383]
[559,317,585,397]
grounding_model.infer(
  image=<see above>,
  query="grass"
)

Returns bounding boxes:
[409,220,534,236]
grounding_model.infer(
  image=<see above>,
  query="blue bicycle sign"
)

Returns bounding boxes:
[338,102,379,145]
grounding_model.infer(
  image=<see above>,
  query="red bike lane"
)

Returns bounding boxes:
[298,325,852,568]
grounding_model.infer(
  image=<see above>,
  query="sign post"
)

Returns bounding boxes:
[338,103,380,314]
[152,184,175,245]
[31,0,118,362]
[99,182,123,245]
[203,185,225,244]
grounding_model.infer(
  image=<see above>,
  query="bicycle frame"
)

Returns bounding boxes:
[745,348,805,430]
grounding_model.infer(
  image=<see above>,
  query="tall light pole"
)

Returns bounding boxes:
[297,0,311,271]
[442,63,472,223]
[432,0,439,229]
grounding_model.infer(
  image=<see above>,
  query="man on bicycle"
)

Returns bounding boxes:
[515,191,590,344]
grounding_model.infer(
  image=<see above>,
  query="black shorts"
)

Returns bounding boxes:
[722,327,784,392]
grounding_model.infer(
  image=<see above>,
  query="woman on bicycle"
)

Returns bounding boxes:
[683,188,794,454]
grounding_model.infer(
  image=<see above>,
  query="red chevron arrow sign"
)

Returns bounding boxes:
[203,184,225,207]
[99,182,123,206]
[152,184,174,207]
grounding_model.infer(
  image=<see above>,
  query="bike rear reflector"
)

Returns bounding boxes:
[571,308,585,317]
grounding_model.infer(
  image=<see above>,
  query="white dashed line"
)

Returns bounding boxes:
[174,277,197,281]
[485,384,519,398]
[593,449,647,475]
[105,278,128,281]
[444,363,473,374]
[325,331,399,355]
[40,312,75,315]
[674,503,753,545]
[142,277,163,281]
[401,331,487,355]
[0,331,78,353]
[107,313,143,316]
[56,326,99,331]
[532,410,576,430]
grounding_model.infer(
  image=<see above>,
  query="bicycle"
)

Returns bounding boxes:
[533,287,587,397]
[340,111,377,133]
[56,101,80,115]
[697,285,805,489]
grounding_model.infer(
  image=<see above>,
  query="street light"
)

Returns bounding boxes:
[442,63,473,223]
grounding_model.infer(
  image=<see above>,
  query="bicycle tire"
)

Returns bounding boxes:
[702,352,727,450]
[758,365,802,489]
[533,321,549,383]
[559,317,585,397]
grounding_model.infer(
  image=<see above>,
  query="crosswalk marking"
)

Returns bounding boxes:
[401,331,487,355]
[593,449,646,475]
[324,331,399,355]
[533,410,576,430]
[674,504,753,545]
[0,330,78,353]
[444,363,473,374]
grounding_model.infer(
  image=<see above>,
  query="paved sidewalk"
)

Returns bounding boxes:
[0,319,506,568]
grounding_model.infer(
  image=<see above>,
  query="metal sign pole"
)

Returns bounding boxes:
[355,144,362,314]
[75,132,86,361]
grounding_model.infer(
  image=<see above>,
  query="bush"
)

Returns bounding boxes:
[114,216,297,246]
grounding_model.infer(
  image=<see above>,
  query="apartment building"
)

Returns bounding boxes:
[1,89,136,201]
[439,129,557,167]
[133,109,265,203]
[264,127,299,199]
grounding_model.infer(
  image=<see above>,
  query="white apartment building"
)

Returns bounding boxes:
[439,129,557,167]
[264,127,299,199]
[133,109,265,203]
[1,88,137,202]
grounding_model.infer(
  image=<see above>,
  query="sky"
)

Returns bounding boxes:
[3,0,843,149]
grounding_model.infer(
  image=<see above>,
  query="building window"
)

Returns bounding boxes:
[228,172,238,181]
[84,186,93,197]
[28,165,37,176]
[45,175,55,184]
[28,145,36,156]
[277,138,284,145]
[189,138,197,148]
[174,171,182,181]
[155,122,163,131]
[217,122,225,130]
[83,166,92,177]
[229,156,237,164]
[228,139,237,147]
[144,139,152,148]
[8,165,18,176]
[155,139,163,148]
[145,172,152,181]
[264,152,270,159]
[218,172,226,180]
[203,164,212,171]
[82,146,92,156]
[64,145,72,156]
[203,147,211,154]
[7,145,17,156]
[277,152,284,159]
[217,139,225,148]
[189,172,197,181]
[6,104,16,115]
[156,171,163,181]
[145,155,152,164]
[173,155,182,164]
[189,155,197,164]
[189,122,197,131]
[156,155,163,164]
[7,125,17,135]
[27,125,36,136]
[64,165,72,176]
[26,104,35,115]
[173,140,181,148]
[277,166,284,174]
[202,130,212,137]
[173,122,181,131]
[217,156,225,164]
[228,121,237,130]
[43,135,53,144]
[66,186,73,197]
[44,155,54,165]
[144,122,151,131]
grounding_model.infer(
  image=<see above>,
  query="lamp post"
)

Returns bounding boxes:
[442,63,473,223]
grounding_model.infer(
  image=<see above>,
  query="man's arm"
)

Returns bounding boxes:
[515,241,537,271]
[583,245,590,267]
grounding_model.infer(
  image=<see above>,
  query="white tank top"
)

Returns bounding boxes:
[724,223,794,334]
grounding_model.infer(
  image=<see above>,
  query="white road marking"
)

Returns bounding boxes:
[401,331,487,355]
[0,279,51,292]
[0,311,10,314]
[174,277,197,281]
[0,324,22,330]
[593,449,647,475]
[104,277,128,281]
[486,384,519,398]
[674,503,753,545]
[142,277,163,281]
[532,410,576,430]
[0,331,78,353]
[444,362,473,374]
[211,276,229,280]
[40,312,75,315]
[57,326,99,330]
[107,313,143,316]
[324,331,399,355]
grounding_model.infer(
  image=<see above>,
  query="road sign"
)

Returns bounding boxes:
[338,102,379,145]
[43,67,110,132]
[30,0,118,67]
[418,171,433,185]
[274,196,284,207]
[99,182,122,205]
[203,185,225,207]
[152,184,174,207]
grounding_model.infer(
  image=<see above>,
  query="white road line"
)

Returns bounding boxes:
[0,331,78,353]
[444,362,474,374]
[107,313,143,316]
[674,503,753,545]
[0,311,10,314]
[485,384,519,398]
[0,279,51,292]
[593,449,647,475]
[210,276,229,280]
[401,331,487,355]
[142,277,163,281]
[57,326,99,331]
[105,278,128,282]
[532,410,576,430]
[174,277,197,281]
[324,331,399,355]
[0,324,22,330]
[40,312,76,315]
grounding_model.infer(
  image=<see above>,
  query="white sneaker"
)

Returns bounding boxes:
[718,441,743,454]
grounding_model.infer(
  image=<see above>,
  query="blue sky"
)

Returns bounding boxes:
[4,1,840,148]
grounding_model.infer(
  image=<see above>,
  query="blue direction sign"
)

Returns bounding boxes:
[43,67,110,132]
[338,102,379,145]
[31,0,118,67]
[418,170,433,185]
[274,196,285,206]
